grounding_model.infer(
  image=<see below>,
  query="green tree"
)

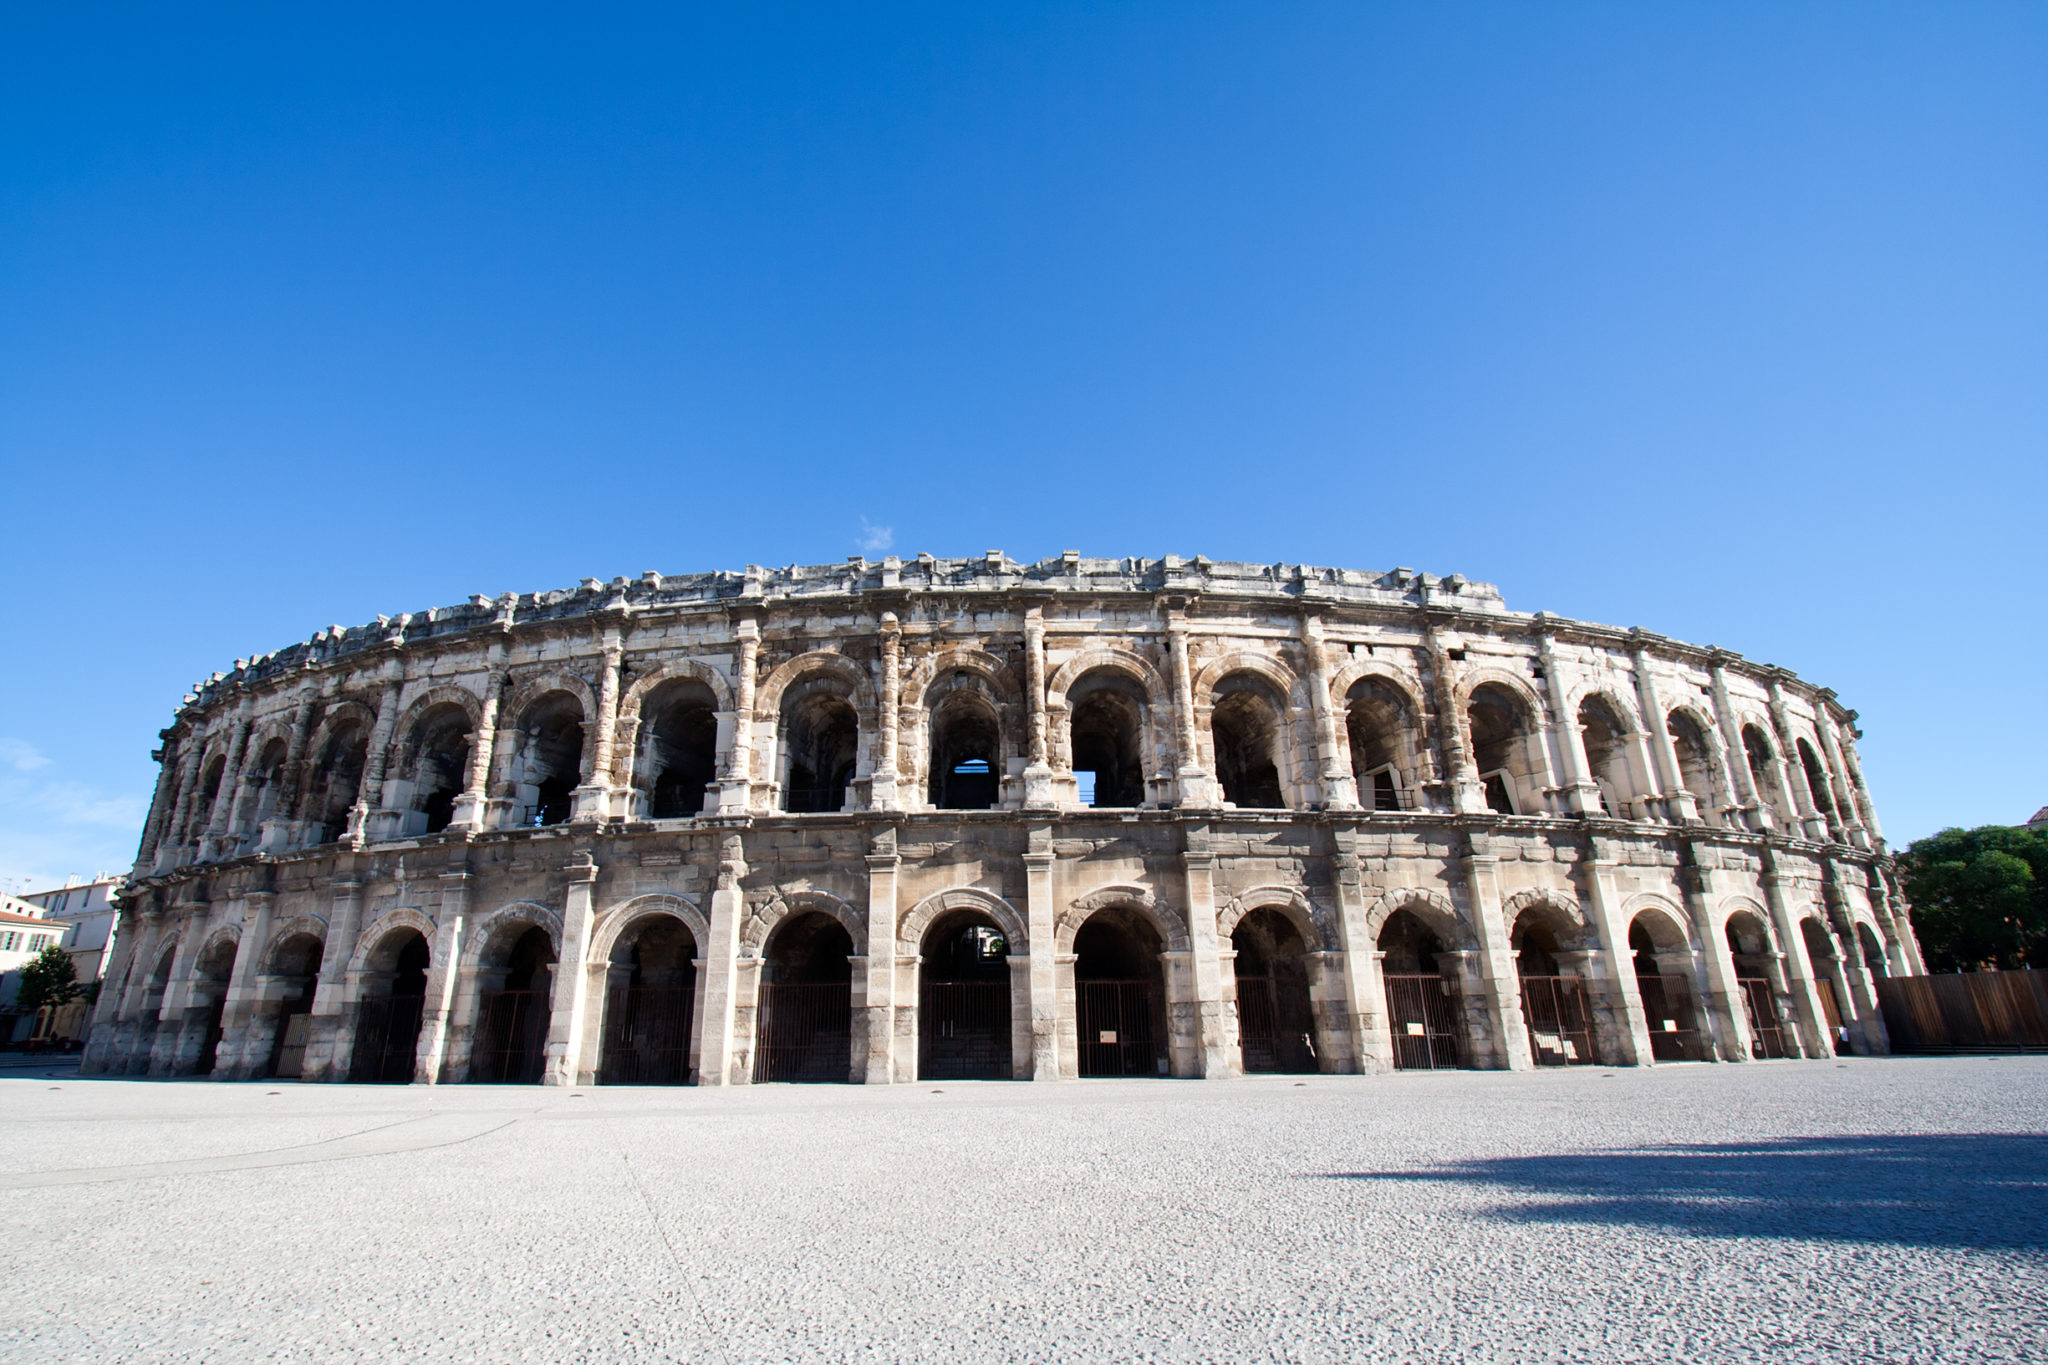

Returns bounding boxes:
[13,943,81,1015]
[1898,824,2048,972]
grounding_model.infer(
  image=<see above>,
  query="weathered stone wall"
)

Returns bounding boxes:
[83,554,1916,1085]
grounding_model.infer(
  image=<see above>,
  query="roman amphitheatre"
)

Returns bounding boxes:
[82,553,1913,1087]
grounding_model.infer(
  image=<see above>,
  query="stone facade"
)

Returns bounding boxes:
[82,554,1918,1086]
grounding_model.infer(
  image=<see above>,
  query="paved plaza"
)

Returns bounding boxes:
[1,1057,2043,1363]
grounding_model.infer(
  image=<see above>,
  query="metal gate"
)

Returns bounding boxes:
[1077,979,1166,1077]
[1738,977,1788,1058]
[1383,974,1464,1069]
[350,994,425,1084]
[1519,974,1598,1066]
[919,980,1012,1080]
[1636,971,1706,1061]
[599,985,694,1084]
[1236,976,1317,1074]
[754,981,852,1083]
[471,988,550,1084]
[268,1005,313,1079]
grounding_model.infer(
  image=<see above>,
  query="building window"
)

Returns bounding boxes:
[2,931,16,951]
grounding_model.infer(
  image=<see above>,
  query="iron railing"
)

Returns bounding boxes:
[599,985,694,1084]
[1077,979,1166,1077]
[1518,974,1598,1066]
[754,981,853,1082]
[350,994,425,1084]
[1383,973,1464,1070]
[471,988,549,1084]
[1737,977,1788,1059]
[1635,971,1706,1062]
[1236,976,1317,1074]
[919,980,1012,1079]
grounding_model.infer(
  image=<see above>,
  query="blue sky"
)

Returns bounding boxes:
[2,3,2042,889]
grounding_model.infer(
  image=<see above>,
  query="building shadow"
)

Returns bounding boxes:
[1325,1134,2048,1250]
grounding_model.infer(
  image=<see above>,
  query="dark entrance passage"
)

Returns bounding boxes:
[919,915,1012,1080]
[1629,919,1704,1062]
[1729,914,1789,1058]
[1074,909,1167,1078]
[1231,909,1316,1073]
[754,912,854,1083]
[1514,920,1597,1066]
[351,931,429,1084]
[265,934,325,1079]
[600,916,697,1085]
[188,937,237,1076]
[471,926,556,1084]
[1378,909,1464,1070]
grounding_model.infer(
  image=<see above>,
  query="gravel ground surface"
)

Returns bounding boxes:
[1,1056,2042,1363]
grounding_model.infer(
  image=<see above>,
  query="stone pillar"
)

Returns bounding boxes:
[299,875,364,1083]
[1768,681,1831,841]
[695,834,749,1083]
[872,615,903,811]
[1826,869,1890,1054]
[1022,605,1057,808]
[1328,826,1385,1073]
[1537,631,1600,815]
[1023,825,1062,1080]
[147,911,206,1075]
[350,676,405,845]
[864,828,900,1083]
[1835,723,1884,846]
[214,889,277,1079]
[1814,719,1869,849]
[1576,843,1651,1066]
[1426,629,1484,814]
[82,904,154,1074]
[1676,847,1747,1061]
[1301,613,1357,810]
[1180,822,1234,1078]
[1459,830,1533,1070]
[161,747,203,861]
[414,871,471,1083]
[1166,608,1216,807]
[1630,642,1696,823]
[1760,856,1832,1058]
[202,709,254,856]
[575,641,624,820]
[544,851,601,1085]
[717,623,761,814]
[451,667,506,832]
[1709,658,1767,831]
[134,742,182,868]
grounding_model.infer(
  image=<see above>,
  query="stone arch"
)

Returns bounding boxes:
[754,650,878,718]
[590,893,710,966]
[901,646,1025,713]
[1056,884,1189,955]
[261,916,329,972]
[191,922,242,971]
[1715,895,1775,941]
[391,685,486,764]
[1326,658,1430,717]
[1362,887,1477,950]
[460,901,565,972]
[1453,666,1544,717]
[617,657,736,721]
[898,887,1027,955]
[742,890,864,957]
[1500,887,1592,943]
[1045,647,1170,710]
[1192,650,1305,712]
[1619,893,1694,951]
[1567,684,1643,734]
[501,670,600,730]
[1217,885,1329,951]
[348,907,438,974]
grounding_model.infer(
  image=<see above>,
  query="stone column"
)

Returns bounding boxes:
[1768,681,1830,841]
[1630,642,1696,823]
[202,708,254,856]
[162,747,202,861]
[1676,847,1747,1061]
[451,667,506,833]
[871,615,902,811]
[214,889,277,1079]
[1023,825,1061,1080]
[134,741,182,868]
[1709,658,1767,831]
[82,903,154,1074]
[717,623,761,814]
[695,834,749,1083]
[1328,826,1385,1072]
[1814,720,1869,849]
[864,828,900,1083]
[1576,843,1651,1066]
[147,910,207,1075]
[350,676,405,845]
[1537,631,1600,815]
[1426,629,1483,814]
[1301,613,1356,810]
[1166,608,1217,807]
[1022,605,1057,808]
[544,851,601,1085]
[1459,830,1533,1070]
[1760,855,1832,1058]
[299,875,364,1083]
[414,870,471,1083]
[1825,869,1890,1054]
[574,641,624,820]
[1180,822,1233,1078]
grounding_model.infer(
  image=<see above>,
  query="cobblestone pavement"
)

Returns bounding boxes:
[1,1057,2042,1363]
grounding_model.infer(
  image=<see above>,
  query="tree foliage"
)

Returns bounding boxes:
[1899,824,2048,973]
[14,943,82,1015]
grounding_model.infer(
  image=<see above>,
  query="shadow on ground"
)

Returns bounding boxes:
[1326,1135,2048,1250]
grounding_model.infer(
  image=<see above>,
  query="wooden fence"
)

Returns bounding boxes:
[1874,969,2048,1053]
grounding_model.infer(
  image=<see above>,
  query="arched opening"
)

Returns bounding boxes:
[1074,908,1168,1078]
[1800,916,1847,1049]
[1725,913,1789,1059]
[512,695,585,827]
[264,933,325,1079]
[599,915,698,1084]
[1468,685,1539,816]
[1512,911,1597,1066]
[918,913,1012,1079]
[781,689,858,814]
[187,937,238,1075]
[1628,913,1703,1061]
[929,687,1003,811]
[1856,923,1890,980]
[1346,678,1417,812]
[1230,909,1316,1073]
[308,720,369,845]
[1798,739,1837,829]
[405,705,473,835]
[471,925,556,1084]
[349,930,430,1083]
[1211,676,1286,809]
[1742,725,1788,827]
[1666,710,1722,827]
[188,754,226,842]
[1378,909,1464,1069]
[1577,696,1637,818]
[754,911,854,1082]
[244,738,290,834]
[1068,670,1146,808]
[133,942,179,1072]
[640,680,719,819]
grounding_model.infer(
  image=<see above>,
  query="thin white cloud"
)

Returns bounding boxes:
[0,740,147,889]
[856,517,895,555]
[0,738,51,772]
